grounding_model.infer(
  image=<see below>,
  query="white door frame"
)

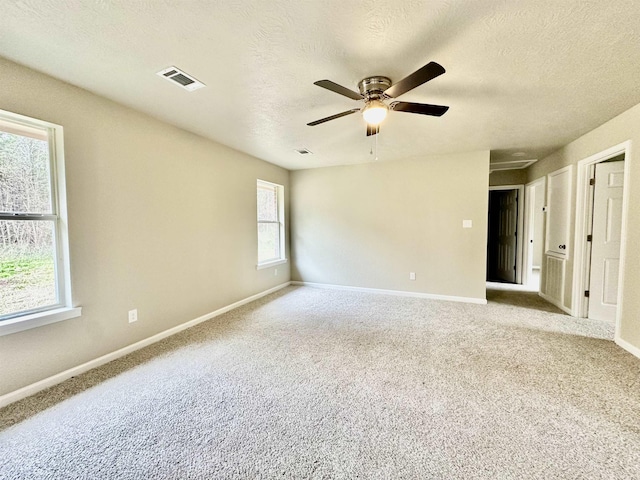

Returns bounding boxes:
[572,141,631,340]
[523,177,546,286]
[489,185,525,284]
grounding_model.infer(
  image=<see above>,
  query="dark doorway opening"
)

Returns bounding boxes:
[487,188,519,283]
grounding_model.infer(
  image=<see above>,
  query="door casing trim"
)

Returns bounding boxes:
[572,141,631,344]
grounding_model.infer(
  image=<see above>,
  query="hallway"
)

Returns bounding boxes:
[486,281,614,339]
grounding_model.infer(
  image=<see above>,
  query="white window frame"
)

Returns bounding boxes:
[256,179,286,269]
[0,109,80,336]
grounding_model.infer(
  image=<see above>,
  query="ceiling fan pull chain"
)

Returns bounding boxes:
[375,130,379,161]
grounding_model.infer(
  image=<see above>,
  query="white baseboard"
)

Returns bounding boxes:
[615,336,640,359]
[538,291,573,315]
[0,282,291,409]
[290,281,487,305]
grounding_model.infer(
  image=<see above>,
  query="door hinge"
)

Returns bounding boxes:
[587,234,593,242]
[584,290,590,298]
[589,178,595,186]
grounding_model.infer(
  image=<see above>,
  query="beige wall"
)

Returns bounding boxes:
[526,102,640,350]
[489,168,527,186]
[290,151,490,301]
[0,58,289,395]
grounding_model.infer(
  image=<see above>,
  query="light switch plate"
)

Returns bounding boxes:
[463,219,472,228]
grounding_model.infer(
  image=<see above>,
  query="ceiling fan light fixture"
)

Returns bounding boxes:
[362,100,388,125]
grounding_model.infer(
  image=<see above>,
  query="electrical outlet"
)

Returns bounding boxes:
[409,272,416,281]
[274,268,278,276]
[128,309,138,323]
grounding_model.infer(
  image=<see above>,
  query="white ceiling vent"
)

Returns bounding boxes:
[295,148,313,155]
[156,66,206,91]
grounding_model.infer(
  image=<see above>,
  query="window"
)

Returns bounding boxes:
[257,179,285,268]
[0,109,79,335]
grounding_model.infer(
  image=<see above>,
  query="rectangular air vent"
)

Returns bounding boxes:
[489,158,537,173]
[295,148,313,155]
[156,66,206,91]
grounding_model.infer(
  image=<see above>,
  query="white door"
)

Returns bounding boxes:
[532,183,545,269]
[589,161,624,322]
[525,184,535,277]
[524,180,545,288]
[496,189,518,283]
[546,166,572,257]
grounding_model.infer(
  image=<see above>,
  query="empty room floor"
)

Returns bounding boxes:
[1,286,639,479]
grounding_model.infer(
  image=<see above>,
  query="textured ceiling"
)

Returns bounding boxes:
[1,0,640,170]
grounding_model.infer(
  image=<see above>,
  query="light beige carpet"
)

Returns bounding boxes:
[1,285,639,479]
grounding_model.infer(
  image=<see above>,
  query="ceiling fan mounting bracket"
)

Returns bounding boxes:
[358,76,392,100]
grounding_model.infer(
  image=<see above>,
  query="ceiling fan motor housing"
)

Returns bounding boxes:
[358,76,392,100]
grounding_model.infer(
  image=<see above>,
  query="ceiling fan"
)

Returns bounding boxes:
[307,61,449,136]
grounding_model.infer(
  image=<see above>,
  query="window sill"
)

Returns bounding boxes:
[256,258,288,270]
[0,306,82,337]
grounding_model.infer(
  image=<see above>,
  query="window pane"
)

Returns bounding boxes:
[257,185,277,222]
[0,220,57,317]
[0,129,52,214]
[258,223,280,263]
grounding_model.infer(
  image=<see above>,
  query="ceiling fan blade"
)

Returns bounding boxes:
[366,124,380,136]
[314,80,363,100]
[390,101,449,116]
[307,108,360,126]
[383,62,445,98]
